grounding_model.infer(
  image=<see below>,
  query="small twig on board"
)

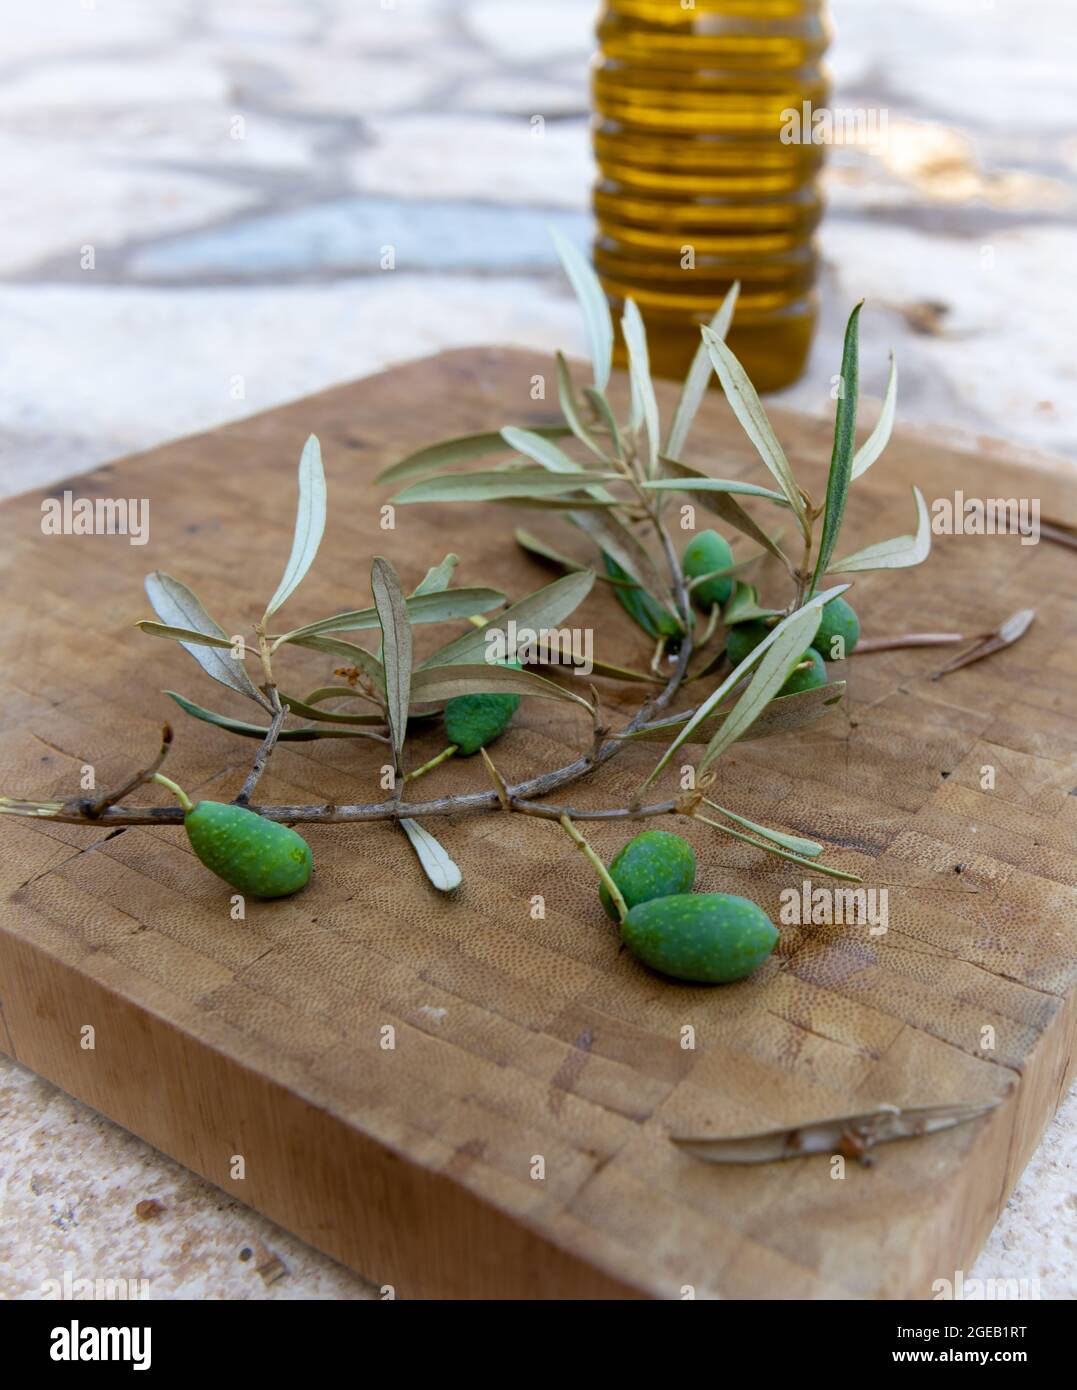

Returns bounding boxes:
[234,690,287,806]
[85,723,174,817]
[931,609,1035,680]
[854,632,972,654]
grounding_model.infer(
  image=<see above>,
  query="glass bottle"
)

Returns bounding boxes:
[592,0,831,392]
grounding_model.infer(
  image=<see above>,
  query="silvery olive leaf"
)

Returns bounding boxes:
[370,556,412,761]
[702,328,810,536]
[665,280,740,462]
[623,681,845,743]
[274,586,505,643]
[582,387,624,462]
[501,422,614,502]
[851,350,897,480]
[411,554,459,595]
[550,226,613,391]
[376,426,571,487]
[165,691,387,741]
[391,468,623,504]
[644,474,790,506]
[720,581,781,625]
[570,509,680,624]
[621,299,660,474]
[283,632,385,688]
[638,587,848,791]
[144,572,268,708]
[262,434,326,622]
[672,1100,1000,1166]
[554,353,608,462]
[660,460,791,567]
[411,663,593,709]
[695,604,822,774]
[421,571,594,668]
[827,486,931,573]
[278,693,385,726]
[399,818,463,893]
[693,812,861,881]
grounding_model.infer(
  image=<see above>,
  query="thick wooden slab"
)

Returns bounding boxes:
[1,348,1074,1299]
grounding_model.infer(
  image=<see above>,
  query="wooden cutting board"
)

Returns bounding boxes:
[1,347,1074,1300]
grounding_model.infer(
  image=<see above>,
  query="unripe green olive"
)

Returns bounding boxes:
[185,801,312,898]
[810,596,860,660]
[599,829,696,921]
[682,530,734,610]
[621,892,779,983]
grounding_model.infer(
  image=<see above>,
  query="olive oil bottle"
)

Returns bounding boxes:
[592,0,830,391]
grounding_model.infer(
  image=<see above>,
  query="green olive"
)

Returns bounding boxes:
[185,801,312,898]
[682,530,734,610]
[621,892,778,983]
[600,829,696,921]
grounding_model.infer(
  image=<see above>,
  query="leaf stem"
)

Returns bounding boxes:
[557,813,628,923]
[405,744,460,782]
[152,773,194,814]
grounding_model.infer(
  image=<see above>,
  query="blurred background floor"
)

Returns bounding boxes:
[0,0,1074,1299]
[0,0,1075,501]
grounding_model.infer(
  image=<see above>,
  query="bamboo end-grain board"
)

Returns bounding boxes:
[1,348,1074,1299]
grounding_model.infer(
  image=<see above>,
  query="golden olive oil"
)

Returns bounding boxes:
[592,0,830,391]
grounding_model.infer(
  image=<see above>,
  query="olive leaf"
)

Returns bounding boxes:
[665,281,740,462]
[399,818,462,892]
[144,572,268,708]
[570,509,679,624]
[420,571,595,668]
[809,303,862,593]
[695,604,823,775]
[529,641,660,684]
[391,468,622,504]
[851,351,897,480]
[639,588,847,790]
[137,620,236,650]
[411,553,459,595]
[672,1101,999,1166]
[695,812,861,882]
[601,553,683,640]
[500,423,614,502]
[827,486,930,573]
[582,387,624,461]
[721,582,781,626]
[283,632,385,687]
[376,427,572,488]
[550,226,613,391]
[165,691,386,741]
[555,353,607,461]
[623,681,845,744]
[370,557,412,762]
[660,459,790,566]
[702,328,810,536]
[644,475,791,507]
[411,662,593,710]
[621,298,660,475]
[703,802,823,857]
[278,693,385,725]
[273,587,505,643]
[514,528,595,577]
[262,434,326,622]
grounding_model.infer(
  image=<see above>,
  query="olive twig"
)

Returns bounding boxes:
[557,813,628,923]
[84,722,174,817]
[235,691,288,807]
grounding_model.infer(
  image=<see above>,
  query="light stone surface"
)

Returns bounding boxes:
[0,0,1072,1300]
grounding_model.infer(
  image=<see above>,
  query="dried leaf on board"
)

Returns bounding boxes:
[672,1100,999,1166]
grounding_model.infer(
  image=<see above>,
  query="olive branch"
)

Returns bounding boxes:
[1,235,936,894]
